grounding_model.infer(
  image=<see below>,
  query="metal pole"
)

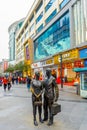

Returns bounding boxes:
[60,54,63,88]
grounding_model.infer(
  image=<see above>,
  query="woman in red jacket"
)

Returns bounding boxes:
[3,76,8,91]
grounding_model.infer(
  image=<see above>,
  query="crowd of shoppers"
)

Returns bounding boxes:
[0,75,28,92]
[3,76,12,91]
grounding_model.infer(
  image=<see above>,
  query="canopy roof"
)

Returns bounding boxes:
[73,67,87,72]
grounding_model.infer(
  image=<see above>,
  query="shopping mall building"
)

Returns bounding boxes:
[16,0,87,80]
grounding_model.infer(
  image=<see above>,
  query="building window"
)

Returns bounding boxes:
[30,23,34,32]
[34,11,70,61]
[29,14,34,22]
[25,23,28,29]
[25,31,28,38]
[59,0,70,9]
[36,0,43,13]
[36,12,43,24]
[45,0,56,12]
[45,9,57,24]
[36,24,43,33]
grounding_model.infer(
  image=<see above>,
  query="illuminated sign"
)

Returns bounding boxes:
[31,62,42,69]
[25,45,29,60]
[54,49,79,64]
[46,59,53,64]
[79,48,87,59]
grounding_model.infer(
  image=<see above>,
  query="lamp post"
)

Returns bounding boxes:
[60,54,63,88]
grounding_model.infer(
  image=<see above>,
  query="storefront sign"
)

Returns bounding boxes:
[79,48,87,59]
[46,59,53,64]
[54,55,59,64]
[25,45,30,60]
[31,62,42,69]
[74,60,84,68]
[62,49,78,61]
[41,61,46,66]
[54,49,79,64]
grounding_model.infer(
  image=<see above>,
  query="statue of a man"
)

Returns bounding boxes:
[43,68,59,125]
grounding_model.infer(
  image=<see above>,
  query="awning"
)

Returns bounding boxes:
[73,67,87,72]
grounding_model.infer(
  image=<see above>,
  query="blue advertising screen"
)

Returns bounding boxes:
[79,48,87,59]
[34,11,70,61]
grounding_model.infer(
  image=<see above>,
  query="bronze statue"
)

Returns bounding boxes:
[30,71,43,126]
[43,68,59,125]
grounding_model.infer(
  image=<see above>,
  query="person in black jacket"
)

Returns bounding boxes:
[30,71,43,126]
[43,68,59,126]
[26,75,31,91]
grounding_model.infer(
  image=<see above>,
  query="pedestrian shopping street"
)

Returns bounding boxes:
[0,84,87,130]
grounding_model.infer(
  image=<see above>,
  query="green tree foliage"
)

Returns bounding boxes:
[5,61,31,74]
[5,66,14,73]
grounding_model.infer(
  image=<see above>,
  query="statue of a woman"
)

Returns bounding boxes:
[30,71,43,126]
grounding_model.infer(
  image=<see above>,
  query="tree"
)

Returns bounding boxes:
[5,65,14,73]
[5,61,31,76]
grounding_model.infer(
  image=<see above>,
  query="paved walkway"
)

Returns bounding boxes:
[0,84,87,130]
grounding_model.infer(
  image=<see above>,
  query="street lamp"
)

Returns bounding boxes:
[60,54,63,88]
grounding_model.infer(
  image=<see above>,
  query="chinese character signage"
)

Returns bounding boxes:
[25,45,29,60]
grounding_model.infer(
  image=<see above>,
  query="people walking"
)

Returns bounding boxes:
[30,71,43,126]
[7,76,12,91]
[26,75,31,91]
[3,76,8,92]
[12,76,15,84]
[15,76,18,84]
[42,68,59,126]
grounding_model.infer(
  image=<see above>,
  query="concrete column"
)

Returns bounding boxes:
[69,6,75,48]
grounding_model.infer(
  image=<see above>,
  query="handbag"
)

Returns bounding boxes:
[34,98,42,106]
[52,103,61,116]
[34,101,42,106]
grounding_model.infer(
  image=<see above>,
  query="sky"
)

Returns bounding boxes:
[0,0,34,61]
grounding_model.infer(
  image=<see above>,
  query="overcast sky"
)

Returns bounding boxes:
[0,0,34,61]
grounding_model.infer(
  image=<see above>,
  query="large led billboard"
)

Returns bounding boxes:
[34,11,70,61]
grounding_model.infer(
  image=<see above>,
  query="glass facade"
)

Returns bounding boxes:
[36,12,43,24]
[45,9,57,24]
[60,0,70,9]
[30,23,34,32]
[81,72,87,90]
[36,24,43,33]
[45,0,56,12]
[9,32,15,61]
[73,0,87,45]
[34,11,70,61]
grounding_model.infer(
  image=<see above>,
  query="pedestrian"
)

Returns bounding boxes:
[30,71,43,126]
[26,75,31,91]
[3,76,8,92]
[7,76,12,91]
[74,74,80,95]
[12,76,15,84]
[15,76,18,84]
[42,68,59,125]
